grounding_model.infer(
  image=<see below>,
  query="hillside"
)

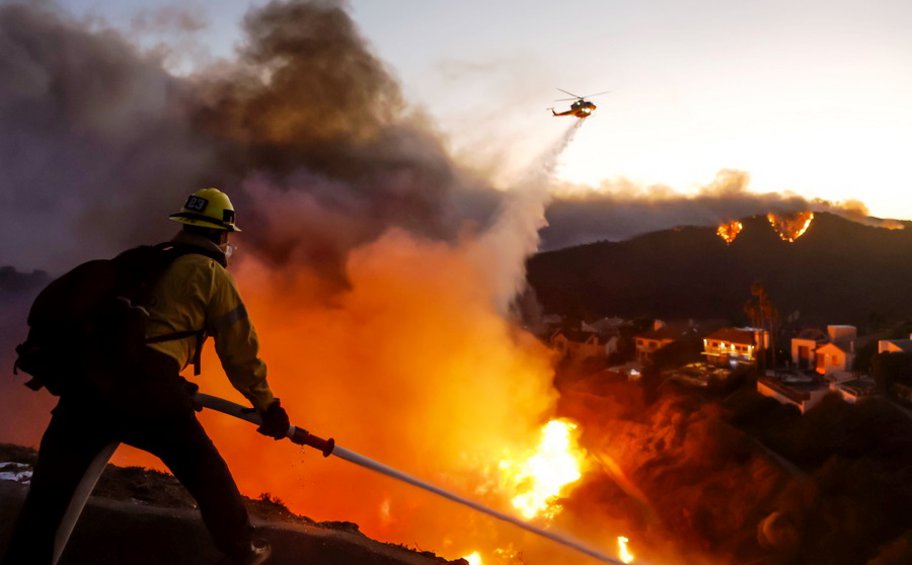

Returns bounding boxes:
[526,212,912,328]
[0,444,461,565]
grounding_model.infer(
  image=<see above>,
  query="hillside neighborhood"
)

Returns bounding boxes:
[541,311,912,416]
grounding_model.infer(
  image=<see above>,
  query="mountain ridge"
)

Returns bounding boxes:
[526,212,912,329]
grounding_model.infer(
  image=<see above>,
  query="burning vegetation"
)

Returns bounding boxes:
[715,221,743,244]
[715,212,816,244]
[767,211,815,242]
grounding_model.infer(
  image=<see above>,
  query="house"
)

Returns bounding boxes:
[757,372,830,414]
[789,325,858,381]
[634,321,678,364]
[550,329,609,363]
[815,342,855,380]
[790,328,827,370]
[815,325,857,381]
[582,316,625,335]
[703,327,768,368]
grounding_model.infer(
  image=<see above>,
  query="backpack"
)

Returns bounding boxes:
[13,242,224,395]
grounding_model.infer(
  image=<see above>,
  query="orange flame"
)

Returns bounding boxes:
[112,229,561,560]
[498,419,587,521]
[618,536,635,563]
[716,221,743,244]
[767,211,814,242]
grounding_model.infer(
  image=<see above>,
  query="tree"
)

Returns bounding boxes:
[744,281,780,371]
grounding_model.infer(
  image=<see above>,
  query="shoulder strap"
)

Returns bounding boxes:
[146,329,207,376]
[154,241,227,268]
[142,241,225,376]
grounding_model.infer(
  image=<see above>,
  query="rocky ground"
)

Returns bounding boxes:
[0,444,464,565]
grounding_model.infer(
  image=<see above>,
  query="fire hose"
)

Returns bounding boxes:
[52,393,630,565]
[194,393,627,564]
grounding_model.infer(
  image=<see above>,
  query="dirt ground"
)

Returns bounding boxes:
[0,444,464,565]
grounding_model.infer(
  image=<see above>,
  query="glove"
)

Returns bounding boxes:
[257,399,290,440]
[178,378,202,412]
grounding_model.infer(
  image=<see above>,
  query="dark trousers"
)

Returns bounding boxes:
[3,350,253,564]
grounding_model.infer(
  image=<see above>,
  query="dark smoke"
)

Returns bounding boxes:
[0,0,500,279]
[0,0,502,451]
[191,0,501,280]
[0,2,215,271]
[0,269,54,447]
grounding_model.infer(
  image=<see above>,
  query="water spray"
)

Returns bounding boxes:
[194,393,629,564]
[539,119,585,180]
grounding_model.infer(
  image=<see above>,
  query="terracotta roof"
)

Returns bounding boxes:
[705,327,759,346]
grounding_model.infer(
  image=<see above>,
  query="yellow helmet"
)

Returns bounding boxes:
[169,187,241,232]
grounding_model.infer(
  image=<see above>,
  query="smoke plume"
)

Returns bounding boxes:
[541,169,902,250]
[0,1,574,561]
[0,0,501,278]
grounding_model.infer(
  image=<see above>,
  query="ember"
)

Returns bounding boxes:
[767,211,814,242]
[716,221,743,244]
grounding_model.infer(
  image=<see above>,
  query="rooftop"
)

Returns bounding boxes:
[705,327,761,345]
[759,374,828,403]
[881,339,912,353]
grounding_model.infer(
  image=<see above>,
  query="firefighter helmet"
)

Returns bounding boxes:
[169,188,241,232]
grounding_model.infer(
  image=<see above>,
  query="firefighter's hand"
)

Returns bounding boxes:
[257,399,290,440]
[179,378,203,412]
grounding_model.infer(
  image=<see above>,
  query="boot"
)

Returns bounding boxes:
[218,538,272,565]
[243,539,272,565]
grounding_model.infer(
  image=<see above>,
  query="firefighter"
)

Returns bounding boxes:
[3,188,288,565]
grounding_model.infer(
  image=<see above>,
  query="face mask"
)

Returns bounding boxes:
[219,243,236,260]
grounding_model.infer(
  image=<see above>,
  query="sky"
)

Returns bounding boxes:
[53,0,912,221]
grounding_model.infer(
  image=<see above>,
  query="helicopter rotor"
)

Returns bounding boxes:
[554,88,611,102]
[556,88,582,99]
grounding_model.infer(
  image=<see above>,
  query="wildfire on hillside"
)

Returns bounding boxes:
[767,211,814,242]
[716,221,743,244]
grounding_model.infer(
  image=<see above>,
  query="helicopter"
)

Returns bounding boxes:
[549,88,610,118]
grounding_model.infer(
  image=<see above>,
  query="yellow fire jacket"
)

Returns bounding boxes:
[145,231,275,412]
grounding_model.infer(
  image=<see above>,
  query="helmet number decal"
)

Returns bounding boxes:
[185,195,209,212]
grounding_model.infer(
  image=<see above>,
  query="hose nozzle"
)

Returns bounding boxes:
[289,426,335,457]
